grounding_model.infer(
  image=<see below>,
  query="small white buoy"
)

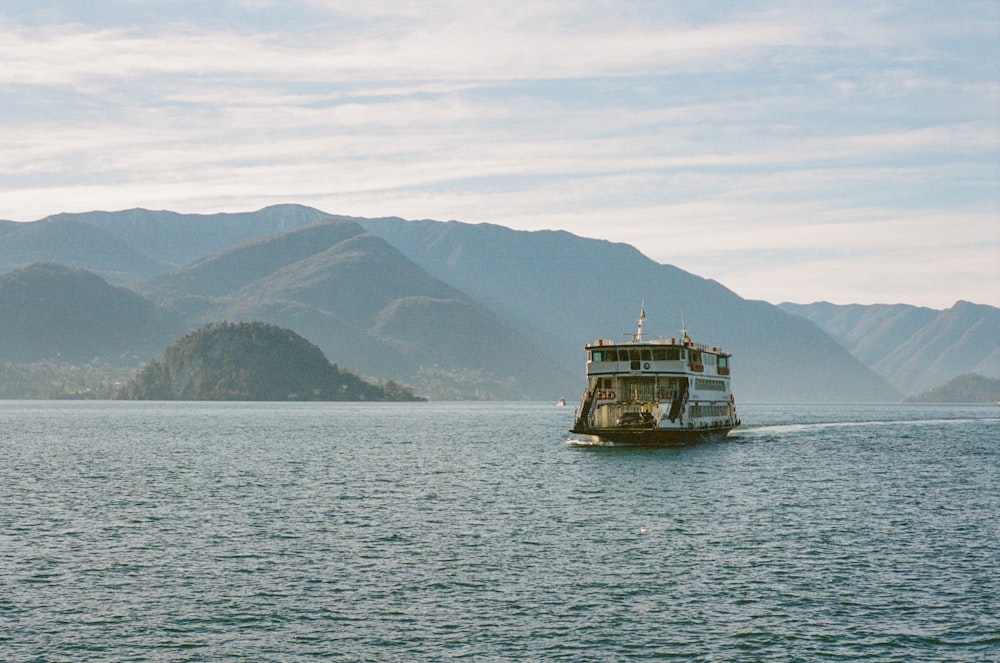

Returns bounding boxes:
[639,526,648,534]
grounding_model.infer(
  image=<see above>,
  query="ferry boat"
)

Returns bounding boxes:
[569,307,740,446]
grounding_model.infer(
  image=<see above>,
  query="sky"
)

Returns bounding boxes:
[1,1,998,308]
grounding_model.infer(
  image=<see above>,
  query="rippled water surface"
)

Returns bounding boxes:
[1,401,997,661]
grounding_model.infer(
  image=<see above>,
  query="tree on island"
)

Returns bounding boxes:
[117,321,423,401]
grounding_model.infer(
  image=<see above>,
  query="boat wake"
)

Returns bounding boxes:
[732,417,1000,439]
[566,437,620,448]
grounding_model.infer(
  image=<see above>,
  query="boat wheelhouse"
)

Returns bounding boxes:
[569,308,740,446]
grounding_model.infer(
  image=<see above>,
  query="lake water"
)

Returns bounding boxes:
[1,401,997,661]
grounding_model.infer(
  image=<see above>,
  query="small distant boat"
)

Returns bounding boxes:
[557,398,567,407]
[569,306,740,446]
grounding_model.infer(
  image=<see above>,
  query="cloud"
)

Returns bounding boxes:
[0,3,838,90]
[0,2,997,307]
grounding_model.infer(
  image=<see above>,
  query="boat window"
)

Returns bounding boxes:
[718,356,728,369]
[690,351,701,363]
[695,378,726,391]
[666,348,681,360]
[690,403,730,419]
[704,354,716,366]
[653,348,667,361]
[641,349,652,361]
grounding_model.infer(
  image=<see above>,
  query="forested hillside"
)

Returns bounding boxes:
[117,322,422,401]
[0,263,184,364]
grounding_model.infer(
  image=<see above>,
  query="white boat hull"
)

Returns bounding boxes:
[569,423,737,447]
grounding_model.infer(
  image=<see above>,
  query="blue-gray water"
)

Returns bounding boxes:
[1,401,997,662]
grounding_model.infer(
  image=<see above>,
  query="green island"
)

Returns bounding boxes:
[117,321,423,401]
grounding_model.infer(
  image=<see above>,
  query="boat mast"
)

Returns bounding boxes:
[632,301,646,342]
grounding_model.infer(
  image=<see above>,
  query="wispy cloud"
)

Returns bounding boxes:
[0,1,997,307]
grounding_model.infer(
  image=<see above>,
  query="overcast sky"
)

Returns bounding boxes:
[2,1,998,307]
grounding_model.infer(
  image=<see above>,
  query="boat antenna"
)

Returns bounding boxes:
[681,311,691,345]
[632,300,646,342]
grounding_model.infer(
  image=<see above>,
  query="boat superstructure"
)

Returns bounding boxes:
[570,308,740,445]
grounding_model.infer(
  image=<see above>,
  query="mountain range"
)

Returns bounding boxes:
[779,301,1000,397]
[1,204,995,400]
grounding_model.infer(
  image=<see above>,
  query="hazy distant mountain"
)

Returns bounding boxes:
[0,218,168,283]
[777,302,938,367]
[780,301,1000,395]
[137,220,574,399]
[44,205,333,269]
[356,217,898,402]
[0,263,185,364]
[140,219,368,300]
